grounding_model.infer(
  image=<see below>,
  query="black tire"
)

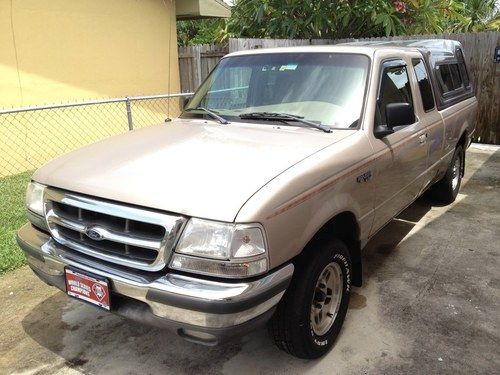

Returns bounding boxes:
[430,145,464,204]
[268,238,352,359]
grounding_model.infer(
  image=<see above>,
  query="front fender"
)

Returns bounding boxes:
[236,132,375,269]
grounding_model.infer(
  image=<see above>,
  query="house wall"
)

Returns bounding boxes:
[0,0,180,108]
[0,0,183,177]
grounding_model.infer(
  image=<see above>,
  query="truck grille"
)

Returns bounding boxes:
[44,188,186,271]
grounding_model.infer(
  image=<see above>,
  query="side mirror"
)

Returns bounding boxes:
[386,102,415,128]
[374,124,394,139]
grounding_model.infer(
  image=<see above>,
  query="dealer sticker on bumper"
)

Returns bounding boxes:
[65,268,111,311]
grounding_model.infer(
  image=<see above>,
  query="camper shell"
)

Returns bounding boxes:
[343,39,474,110]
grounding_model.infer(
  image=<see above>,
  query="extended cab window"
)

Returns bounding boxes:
[377,63,414,126]
[412,58,435,111]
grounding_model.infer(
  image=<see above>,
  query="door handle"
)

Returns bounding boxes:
[418,133,428,144]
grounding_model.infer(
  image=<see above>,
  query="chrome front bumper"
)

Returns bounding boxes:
[17,223,294,345]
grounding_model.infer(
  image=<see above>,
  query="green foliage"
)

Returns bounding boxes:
[224,0,398,39]
[0,171,32,275]
[177,19,225,46]
[177,0,499,45]
[460,0,500,31]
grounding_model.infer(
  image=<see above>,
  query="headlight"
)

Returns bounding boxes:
[26,182,46,216]
[25,181,48,231]
[170,218,268,278]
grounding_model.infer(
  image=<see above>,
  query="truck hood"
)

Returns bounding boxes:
[34,120,354,222]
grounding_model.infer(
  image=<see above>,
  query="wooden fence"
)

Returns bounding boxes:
[178,32,499,144]
[178,44,228,93]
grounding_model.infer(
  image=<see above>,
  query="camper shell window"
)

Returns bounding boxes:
[436,63,464,93]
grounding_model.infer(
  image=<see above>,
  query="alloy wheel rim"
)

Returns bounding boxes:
[310,262,343,336]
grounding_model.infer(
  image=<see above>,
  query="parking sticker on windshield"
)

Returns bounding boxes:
[279,64,298,71]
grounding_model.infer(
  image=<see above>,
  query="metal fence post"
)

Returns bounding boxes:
[125,97,134,130]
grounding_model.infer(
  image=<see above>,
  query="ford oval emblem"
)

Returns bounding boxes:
[86,227,104,241]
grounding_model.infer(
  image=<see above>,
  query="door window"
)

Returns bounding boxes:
[377,63,414,126]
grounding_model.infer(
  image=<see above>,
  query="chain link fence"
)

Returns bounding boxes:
[0,93,192,179]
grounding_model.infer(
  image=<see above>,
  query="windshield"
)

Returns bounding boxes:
[183,53,370,129]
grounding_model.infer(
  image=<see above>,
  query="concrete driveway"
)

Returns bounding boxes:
[1,144,499,375]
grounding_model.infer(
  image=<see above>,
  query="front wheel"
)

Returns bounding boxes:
[268,238,352,359]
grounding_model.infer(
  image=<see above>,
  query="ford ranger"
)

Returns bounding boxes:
[17,39,477,359]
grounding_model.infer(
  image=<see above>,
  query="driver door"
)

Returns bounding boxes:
[370,59,429,235]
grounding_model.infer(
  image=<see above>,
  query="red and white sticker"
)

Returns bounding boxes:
[65,268,110,310]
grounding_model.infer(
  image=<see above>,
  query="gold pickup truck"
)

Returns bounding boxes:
[17,40,477,359]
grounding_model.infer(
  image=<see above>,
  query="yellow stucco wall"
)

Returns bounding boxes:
[0,0,181,177]
[0,0,180,107]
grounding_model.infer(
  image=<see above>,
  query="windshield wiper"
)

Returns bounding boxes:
[239,112,332,133]
[185,107,229,124]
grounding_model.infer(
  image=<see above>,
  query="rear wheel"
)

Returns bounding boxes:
[430,145,463,204]
[268,238,352,359]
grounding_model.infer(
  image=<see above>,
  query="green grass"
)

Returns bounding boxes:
[0,171,33,275]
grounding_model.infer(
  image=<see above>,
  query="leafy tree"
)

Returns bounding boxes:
[177,0,499,46]
[177,19,224,46]
[224,0,398,39]
[460,0,500,31]
[220,0,499,40]
[402,0,468,34]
